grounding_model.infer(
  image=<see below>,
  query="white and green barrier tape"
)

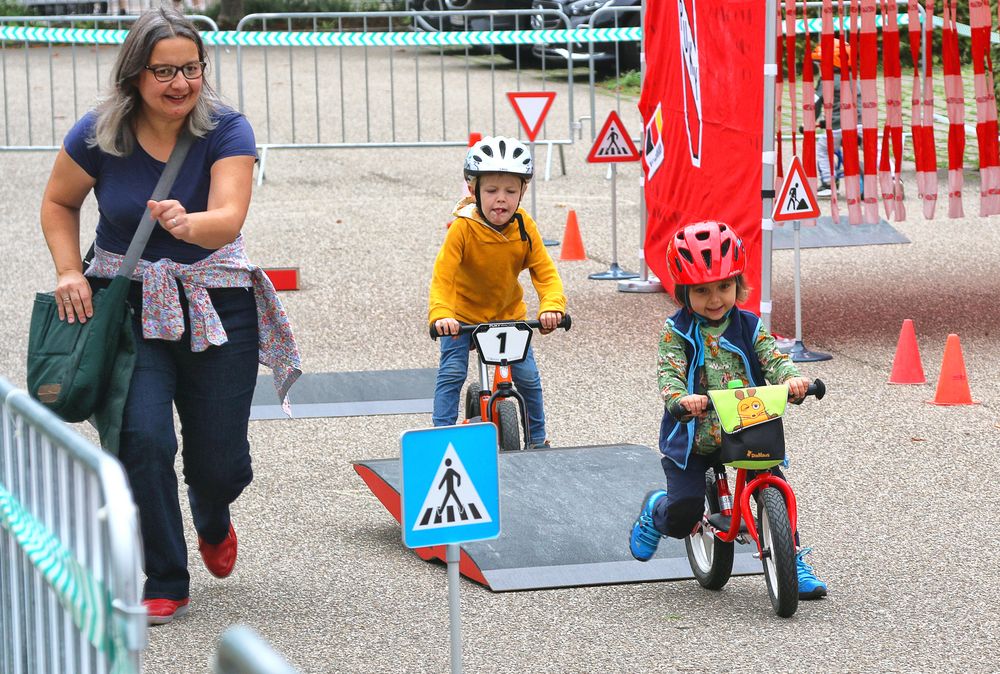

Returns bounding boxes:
[0,483,131,674]
[0,12,993,48]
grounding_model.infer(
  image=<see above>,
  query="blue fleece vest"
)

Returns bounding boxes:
[658,307,768,469]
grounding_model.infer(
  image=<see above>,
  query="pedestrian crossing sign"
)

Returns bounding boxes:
[772,156,821,221]
[587,110,640,163]
[400,423,500,548]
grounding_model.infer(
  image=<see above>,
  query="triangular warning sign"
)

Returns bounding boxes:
[772,156,821,222]
[507,91,556,142]
[412,444,493,530]
[587,110,640,163]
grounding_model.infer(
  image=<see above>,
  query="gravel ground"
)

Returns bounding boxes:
[1,45,998,674]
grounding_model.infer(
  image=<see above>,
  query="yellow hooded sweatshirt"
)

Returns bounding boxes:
[428,197,567,325]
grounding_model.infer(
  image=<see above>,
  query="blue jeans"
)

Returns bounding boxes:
[432,331,547,445]
[106,279,259,601]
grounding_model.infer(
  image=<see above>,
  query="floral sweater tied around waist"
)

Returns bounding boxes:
[86,236,301,411]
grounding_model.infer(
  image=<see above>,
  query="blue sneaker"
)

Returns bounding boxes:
[629,490,667,562]
[796,547,828,599]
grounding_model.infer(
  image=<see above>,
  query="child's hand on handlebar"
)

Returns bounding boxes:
[538,311,563,334]
[785,376,811,402]
[678,394,710,418]
[434,318,461,338]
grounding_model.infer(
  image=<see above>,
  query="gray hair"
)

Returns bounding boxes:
[91,7,221,156]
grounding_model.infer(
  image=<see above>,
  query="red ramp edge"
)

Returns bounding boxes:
[352,463,489,587]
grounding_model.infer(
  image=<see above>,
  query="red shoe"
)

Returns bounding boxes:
[198,523,238,579]
[144,598,190,625]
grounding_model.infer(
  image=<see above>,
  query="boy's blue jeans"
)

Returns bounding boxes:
[432,331,547,445]
[110,281,259,601]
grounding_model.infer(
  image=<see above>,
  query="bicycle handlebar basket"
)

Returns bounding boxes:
[708,385,789,470]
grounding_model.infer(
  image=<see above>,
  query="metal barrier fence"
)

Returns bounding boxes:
[0,9,644,155]
[233,9,578,151]
[0,14,220,150]
[213,625,301,674]
[0,377,146,674]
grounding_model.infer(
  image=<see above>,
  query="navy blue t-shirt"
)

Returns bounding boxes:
[64,108,257,264]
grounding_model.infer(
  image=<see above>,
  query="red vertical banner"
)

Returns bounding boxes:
[639,0,764,312]
[800,0,818,199]
[879,0,906,221]
[942,0,965,218]
[858,0,880,224]
[819,0,840,221]
[971,0,1000,215]
[908,0,938,218]
[839,1,863,224]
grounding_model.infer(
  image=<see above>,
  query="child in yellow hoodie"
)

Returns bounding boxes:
[428,136,567,447]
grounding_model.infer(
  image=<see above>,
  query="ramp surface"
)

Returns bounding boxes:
[252,369,435,419]
[354,443,760,591]
[772,215,909,249]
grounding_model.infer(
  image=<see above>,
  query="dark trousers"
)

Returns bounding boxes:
[104,280,259,600]
[652,453,792,540]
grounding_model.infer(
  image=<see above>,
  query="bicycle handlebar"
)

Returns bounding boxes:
[667,379,826,422]
[429,314,572,340]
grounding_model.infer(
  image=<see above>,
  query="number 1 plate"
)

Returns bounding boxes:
[472,322,532,365]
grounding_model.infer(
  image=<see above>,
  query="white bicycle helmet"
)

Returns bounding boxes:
[463,135,534,183]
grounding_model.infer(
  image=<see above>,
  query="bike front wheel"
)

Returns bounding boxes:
[496,400,521,452]
[757,487,798,618]
[685,472,734,590]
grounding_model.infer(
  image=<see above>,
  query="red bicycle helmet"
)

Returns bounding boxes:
[666,221,747,285]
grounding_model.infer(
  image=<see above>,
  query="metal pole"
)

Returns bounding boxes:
[778,219,832,361]
[760,0,778,332]
[619,0,664,293]
[446,543,463,674]
[591,163,638,280]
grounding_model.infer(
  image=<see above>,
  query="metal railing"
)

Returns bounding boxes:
[0,13,220,150]
[0,377,146,674]
[213,625,301,674]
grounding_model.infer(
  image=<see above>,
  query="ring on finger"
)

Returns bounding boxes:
[170,217,177,227]
[62,296,72,302]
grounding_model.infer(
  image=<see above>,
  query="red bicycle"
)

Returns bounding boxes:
[669,379,826,617]
[431,316,571,452]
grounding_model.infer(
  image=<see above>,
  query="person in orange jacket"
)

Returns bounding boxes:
[428,136,566,447]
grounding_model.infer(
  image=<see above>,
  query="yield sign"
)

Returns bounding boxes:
[587,110,640,163]
[772,156,820,221]
[507,91,556,142]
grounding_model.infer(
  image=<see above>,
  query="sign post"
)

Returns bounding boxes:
[586,110,641,281]
[507,91,558,246]
[401,423,501,674]
[772,156,831,362]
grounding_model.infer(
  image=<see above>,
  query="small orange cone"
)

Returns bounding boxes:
[559,210,587,261]
[927,334,977,405]
[888,319,925,384]
[468,132,482,147]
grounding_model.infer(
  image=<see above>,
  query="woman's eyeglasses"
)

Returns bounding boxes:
[144,61,206,82]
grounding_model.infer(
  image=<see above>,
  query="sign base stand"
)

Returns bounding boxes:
[589,263,639,281]
[778,340,832,363]
[618,278,664,293]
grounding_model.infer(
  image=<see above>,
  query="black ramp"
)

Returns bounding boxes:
[356,444,760,592]
[251,369,436,419]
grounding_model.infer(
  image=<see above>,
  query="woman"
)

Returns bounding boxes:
[39,8,300,625]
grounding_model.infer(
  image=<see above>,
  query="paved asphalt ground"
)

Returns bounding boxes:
[1,45,999,673]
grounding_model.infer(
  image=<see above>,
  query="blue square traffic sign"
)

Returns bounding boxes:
[400,423,500,548]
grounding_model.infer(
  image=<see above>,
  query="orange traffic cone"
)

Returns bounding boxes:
[927,334,977,405]
[559,210,587,261]
[888,319,925,384]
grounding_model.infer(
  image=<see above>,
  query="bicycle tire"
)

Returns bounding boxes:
[685,472,734,590]
[496,400,521,452]
[464,386,479,422]
[758,487,799,618]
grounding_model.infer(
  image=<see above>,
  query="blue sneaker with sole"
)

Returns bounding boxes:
[629,490,667,561]
[797,547,828,599]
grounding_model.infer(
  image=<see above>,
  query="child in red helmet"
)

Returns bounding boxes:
[628,221,827,599]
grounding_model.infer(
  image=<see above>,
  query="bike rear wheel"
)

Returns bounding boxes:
[685,472,734,590]
[757,487,798,617]
[464,386,480,421]
[496,400,521,452]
